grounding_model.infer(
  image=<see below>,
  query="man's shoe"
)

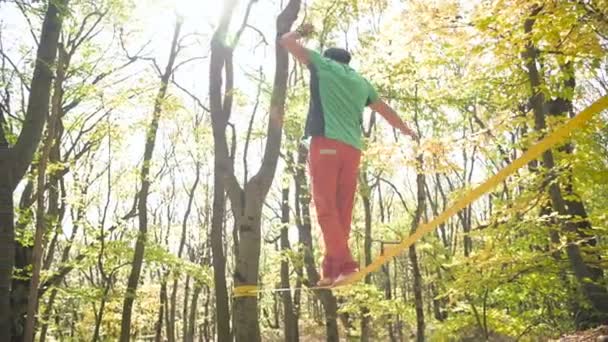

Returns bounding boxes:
[316,277,334,287]
[332,270,358,287]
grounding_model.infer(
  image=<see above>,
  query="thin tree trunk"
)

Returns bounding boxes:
[119,18,182,341]
[171,162,200,342]
[182,275,190,342]
[292,145,339,342]
[410,86,426,342]
[92,283,111,342]
[360,175,373,342]
[155,278,168,342]
[186,284,201,342]
[409,169,426,342]
[39,182,85,342]
[168,278,176,342]
[280,187,298,342]
[208,0,238,339]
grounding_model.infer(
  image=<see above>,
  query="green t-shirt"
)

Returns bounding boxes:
[304,50,379,150]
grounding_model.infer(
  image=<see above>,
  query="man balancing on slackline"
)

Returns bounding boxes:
[279,23,418,287]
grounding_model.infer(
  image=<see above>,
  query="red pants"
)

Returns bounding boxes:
[309,136,361,279]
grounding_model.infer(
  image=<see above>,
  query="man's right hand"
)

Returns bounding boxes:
[297,23,315,38]
[402,126,419,141]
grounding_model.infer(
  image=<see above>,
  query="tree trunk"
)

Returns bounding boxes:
[119,18,182,341]
[155,278,167,342]
[523,7,608,317]
[292,145,339,342]
[182,276,190,342]
[409,86,426,342]
[39,182,85,342]
[280,187,298,342]
[168,278,176,342]
[360,174,373,342]
[232,2,302,340]
[23,37,68,342]
[409,165,426,342]
[0,1,66,339]
[186,284,201,342]
[92,283,111,342]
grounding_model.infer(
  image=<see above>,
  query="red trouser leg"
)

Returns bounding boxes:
[309,137,361,278]
[336,144,361,274]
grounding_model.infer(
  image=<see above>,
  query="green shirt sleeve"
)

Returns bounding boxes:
[365,79,380,106]
[307,49,326,69]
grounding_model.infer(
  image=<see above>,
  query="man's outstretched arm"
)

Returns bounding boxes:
[279,24,314,65]
[369,100,419,140]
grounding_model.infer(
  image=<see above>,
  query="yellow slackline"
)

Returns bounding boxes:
[233,95,608,297]
[233,285,259,298]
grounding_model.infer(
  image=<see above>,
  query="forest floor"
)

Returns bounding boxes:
[553,325,608,342]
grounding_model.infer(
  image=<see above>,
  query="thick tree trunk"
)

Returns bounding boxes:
[0,1,66,339]
[119,19,182,341]
[0,116,11,342]
[523,8,608,318]
[232,201,263,341]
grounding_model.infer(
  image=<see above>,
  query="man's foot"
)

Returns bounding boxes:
[316,277,334,287]
[332,269,358,287]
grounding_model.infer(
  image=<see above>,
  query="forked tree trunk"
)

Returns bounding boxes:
[232,2,301,340]
[208,0,302,340]
[119,18,182,341]
[208,1,237,340]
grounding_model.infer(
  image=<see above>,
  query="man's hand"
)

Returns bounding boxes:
[279,24,315,65]
[296,23,315,38]
[401,126,419,141]
[369,100,419,141]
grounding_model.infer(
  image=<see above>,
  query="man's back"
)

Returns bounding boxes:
[305,50,378,150]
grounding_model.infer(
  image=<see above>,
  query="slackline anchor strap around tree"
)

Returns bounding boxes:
[232,285,334,298]
[232,95,608,298]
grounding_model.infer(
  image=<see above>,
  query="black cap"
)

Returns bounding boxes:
[323,47,351,65]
